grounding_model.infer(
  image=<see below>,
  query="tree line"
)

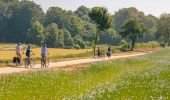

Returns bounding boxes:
[0,0,169,49]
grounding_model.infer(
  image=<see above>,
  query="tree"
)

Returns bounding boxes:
[113,7,157,42]
[74,35,86,49]
[120,20,147,51]
[0,0,18,3]
[63,29,74,48]
[57,30,64,47]
[45,23,59,48]
[7,0,44,42]
[114,7,141,32]
[44,7,84,37]
[89,7,112,55]
[75,5,91,22]
[156,14,170,47]
[99,28,117,45]
[26,21,44,45]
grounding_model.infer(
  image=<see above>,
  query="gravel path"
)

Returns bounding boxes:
[0,53,146,74]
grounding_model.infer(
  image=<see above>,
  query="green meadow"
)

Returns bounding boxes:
[0,48,169,99]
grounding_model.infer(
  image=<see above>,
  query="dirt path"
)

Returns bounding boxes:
[0,53,147,75]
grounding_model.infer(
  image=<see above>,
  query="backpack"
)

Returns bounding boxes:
[13,57,20,63]
[13,57,17,63]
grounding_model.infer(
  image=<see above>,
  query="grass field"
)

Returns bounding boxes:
[0,48,169,99]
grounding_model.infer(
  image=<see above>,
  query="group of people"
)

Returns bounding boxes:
[15,43,112,66]
[15,43,49,64]
[97,46,111,58]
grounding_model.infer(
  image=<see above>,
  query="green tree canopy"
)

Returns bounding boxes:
[156,14,170,47]
[26,21,44,45]
[120,20,147,50]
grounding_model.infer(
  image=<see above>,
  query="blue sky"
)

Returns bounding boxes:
[32,0,170,17]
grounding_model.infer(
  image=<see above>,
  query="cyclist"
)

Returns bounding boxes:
[97,47,101,58]
[16,43,23,64]
[25,45,34,62]
[107,46,111,58]
[41,44,49,62]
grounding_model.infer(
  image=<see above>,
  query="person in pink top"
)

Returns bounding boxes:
[16,43,23,59]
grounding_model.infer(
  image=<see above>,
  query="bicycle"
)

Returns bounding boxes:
[107,52,111,58]
[24,54,35,68]
[13,57,22,66]
[41,54,49,68]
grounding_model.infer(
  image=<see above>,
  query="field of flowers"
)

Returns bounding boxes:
[0,48,169,99]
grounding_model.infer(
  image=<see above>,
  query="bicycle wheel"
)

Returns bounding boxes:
[24,58,28,68]
[30,58,35,68]
[41,58,45,68]
[45,58,49,67]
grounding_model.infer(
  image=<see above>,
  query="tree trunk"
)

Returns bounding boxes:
[93,30,99,56]
[131,38,136,51]
[163,35,166,47]
[93,46,96,56]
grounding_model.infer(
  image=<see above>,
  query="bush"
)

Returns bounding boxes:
[119,40,131,51]
[73,44,81,49]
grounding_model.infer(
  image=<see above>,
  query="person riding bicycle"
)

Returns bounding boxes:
[26,45,34,62]
[97,47,101,58]
[41,44,49,62]
[107,46,111,57]
[15,43,23,64]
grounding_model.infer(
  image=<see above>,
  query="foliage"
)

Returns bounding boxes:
[119,40,131,51]
[113,7,157,42]
[156,14,170,47]
[0,1,165,49]
[26,21,44,45]
[74,35,86,49]
[120,20,147,50]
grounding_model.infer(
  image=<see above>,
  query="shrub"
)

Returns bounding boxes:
[73,44,81,49]
[119,40,131,51]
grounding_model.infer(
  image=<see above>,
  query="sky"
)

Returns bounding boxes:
[31,0,170,17]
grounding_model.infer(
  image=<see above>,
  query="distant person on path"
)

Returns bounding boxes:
[41,44,49,61]
[97,47,101,58]
[16,43,23,60]
[107,46,111,58]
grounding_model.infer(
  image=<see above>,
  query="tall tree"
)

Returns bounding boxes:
[7,0,44,42]
[120,20,147,51]
[44,7,84,37]
[75,5,91,22]
[45,23,59,48]
[89,7,112,55]
[156,14,170,47]
[113,7,157,42]
[63,29,74,48]
[26,21,44,45]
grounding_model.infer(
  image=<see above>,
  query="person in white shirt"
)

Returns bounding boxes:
[16,43,23,59]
